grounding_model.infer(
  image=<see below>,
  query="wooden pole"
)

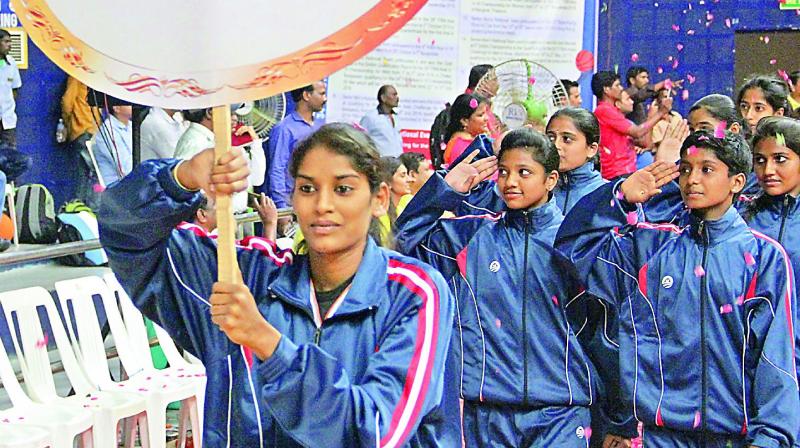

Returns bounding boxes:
[212,105,241,284]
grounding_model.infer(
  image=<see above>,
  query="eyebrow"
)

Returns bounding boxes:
[296,173,361,181]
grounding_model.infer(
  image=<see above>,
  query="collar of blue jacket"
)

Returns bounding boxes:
[559,161,600,187]
[268,237,387,318]
[682,205,749,245]
[502,197,563,230]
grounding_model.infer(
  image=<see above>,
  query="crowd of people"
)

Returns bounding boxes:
[3,49,800,447]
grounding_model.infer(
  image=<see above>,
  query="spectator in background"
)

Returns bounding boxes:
[61,76,102,208]
[267,81,325,223]
[624,66,681,124]
[559,79,582,107]
[91,103,133,186]
[173,108,214,160]
[0,30,20,150]
[399,152,433,196]
[360,85,403,156]
[140,107,188,160]
[430,64,493,168]
[443,93,489,166]
[650,88,684,158]
[736,75,788,130]
[592,70,670,179]
[789,70,800,113]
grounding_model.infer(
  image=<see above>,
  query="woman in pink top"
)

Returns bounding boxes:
[443,93,489,166]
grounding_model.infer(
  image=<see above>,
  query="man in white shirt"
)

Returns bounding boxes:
[140,107,187,160]
[173,108,215,160]
[0,30,22,150]
[91,104,133,186]
[360,85,403,156]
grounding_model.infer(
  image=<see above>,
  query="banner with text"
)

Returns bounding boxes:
[326,0,591,157]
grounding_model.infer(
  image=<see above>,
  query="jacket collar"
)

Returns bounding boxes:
[269,238,387,321]
[759,192,800,213]
[503,197,563,230]
[685,205,747,245]
[561,161,600,188]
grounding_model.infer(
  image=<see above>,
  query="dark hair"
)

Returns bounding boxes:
[378,156,404,233]
[790,70,800,86]
[444,93,487,143]
[547,107,601,146]
[377,85,394,103]
[290,84,315,103]
[468,64,493,90]
[680,130,752,178]
[0,29,10,40]
[198,195,210,211]
[736,75,790,115]
[555,79,579,105]
[752,116,800,157]
[399,152,426,173]
[591,71,620,99]
[626,66,648,87]
[182,108,210,124]
[689,94,744,130]
[498,127,560,173]
[289,123,386,246]
[560,79,579,91]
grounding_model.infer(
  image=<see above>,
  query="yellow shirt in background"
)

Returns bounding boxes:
[61,77,101,141]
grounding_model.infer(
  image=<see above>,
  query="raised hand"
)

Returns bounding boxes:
[443,150,498,193]
[620,160,680,204]
[656,118,689,163]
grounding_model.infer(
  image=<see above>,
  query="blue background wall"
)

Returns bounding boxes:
[597,0,800,115]
[5,0,800,208]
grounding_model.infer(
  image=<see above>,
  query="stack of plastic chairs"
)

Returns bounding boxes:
[55,275,205,448]
[0,286,148,447]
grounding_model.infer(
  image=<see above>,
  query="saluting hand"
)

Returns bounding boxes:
[444,150,498,193]
[620,160,680,204]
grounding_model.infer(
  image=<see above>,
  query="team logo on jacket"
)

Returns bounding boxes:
[489,260,500,272]
[575,426,585,439]
[661,276,674,289]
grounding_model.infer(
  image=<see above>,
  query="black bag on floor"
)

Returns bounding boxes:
[15,184,58,244]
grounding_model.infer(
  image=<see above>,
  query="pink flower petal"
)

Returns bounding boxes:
[764,36,770,44]
[672,59,679,69]
[736,295,745,305]
[714,121,727,138]
[706,12,714,21]
[687,29,696,35]
[609,199,615,207]
[551,295,560,306]
[778,69,790,83]
[682,89,690,101]
[626,212,639,226]
[585,426,592,441]
[676,44,684,51]
[770,59,777,65]
[92,183,105,193]
[495,319,501,328]
[719,304,733,314]
[672,24,680,32]
[693,411,702,428]
[687,145,698,155]
[630,53,639,62]
[528,76,536,86]
[744,252,755,266]
[687,74,696,84]
[469,98,478,108]
[725,18,732,28]
[35,334,49,349]
[657,66,664,74]
[616,190,625,200]
[694,265,705,278]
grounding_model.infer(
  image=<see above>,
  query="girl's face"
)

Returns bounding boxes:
[391,164,412,196]
[754,137,800,198]
[293,146,386,256]
[679,147,745,221]
[546,116,598,172]
[687,107,741,134]
[463,103,489,136]
[497,148,558,210]
[739,87,784,129]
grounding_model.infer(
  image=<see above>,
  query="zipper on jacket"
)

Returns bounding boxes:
[522,211,531,405]
[562,174,571,215]
[314,326,323,346]
[779,195,790,243]
[698,221,709,444]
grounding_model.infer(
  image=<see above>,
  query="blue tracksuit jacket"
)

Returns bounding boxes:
[395,173,594,408]
[744,193,800,447]
[97,160,456,448]
[556,181,800,448]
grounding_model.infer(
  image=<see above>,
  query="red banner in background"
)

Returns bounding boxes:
[400,129,431,159]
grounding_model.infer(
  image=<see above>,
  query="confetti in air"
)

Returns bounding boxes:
[631,53,639,62]
[626,211,638,226]
[719,304,733,314]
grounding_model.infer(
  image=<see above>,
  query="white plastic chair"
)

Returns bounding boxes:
[0,298,94,448]
[0,287,148,448]
[61,275,204,448]
[0,423,51,448]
